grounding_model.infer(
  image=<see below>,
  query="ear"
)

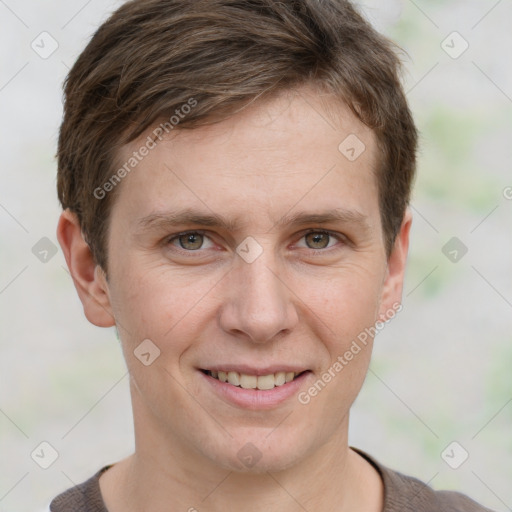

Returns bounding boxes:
[377,208,412,321]
[57,209,115,328]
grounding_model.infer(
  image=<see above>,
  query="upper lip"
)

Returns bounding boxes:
[200,365,310,376]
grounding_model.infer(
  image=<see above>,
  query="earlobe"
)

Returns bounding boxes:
[56,209,116,328]
[378,208,412,322]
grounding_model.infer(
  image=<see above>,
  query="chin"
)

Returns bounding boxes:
[203,430,313,474]
[217,451,303,474]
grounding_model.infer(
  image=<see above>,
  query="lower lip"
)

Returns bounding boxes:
[200,370,312,410]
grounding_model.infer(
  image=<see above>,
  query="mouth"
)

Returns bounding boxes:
[200,369,309,390]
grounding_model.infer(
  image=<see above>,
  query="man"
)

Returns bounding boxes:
[52,0,494,510]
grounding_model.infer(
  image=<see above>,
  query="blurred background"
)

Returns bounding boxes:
[0,0,511,510]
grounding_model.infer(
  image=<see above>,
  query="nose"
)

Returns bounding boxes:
[218,250,299,344]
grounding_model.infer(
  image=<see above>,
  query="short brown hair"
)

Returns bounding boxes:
[57,0,417,273]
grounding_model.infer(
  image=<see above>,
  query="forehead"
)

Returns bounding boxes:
[110,87,380,232]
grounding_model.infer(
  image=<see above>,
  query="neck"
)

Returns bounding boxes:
[100,389,383,512]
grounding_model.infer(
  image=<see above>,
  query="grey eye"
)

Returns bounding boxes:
[178,232,204,250]
[304,232,331,249]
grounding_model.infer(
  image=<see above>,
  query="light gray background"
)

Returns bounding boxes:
[0,1,511,511]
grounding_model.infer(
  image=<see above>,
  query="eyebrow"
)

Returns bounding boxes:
[135,207,371,234]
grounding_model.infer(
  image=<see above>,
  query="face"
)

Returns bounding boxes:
[87,87,409,473]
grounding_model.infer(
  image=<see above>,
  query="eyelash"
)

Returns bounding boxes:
[165,229,345,255]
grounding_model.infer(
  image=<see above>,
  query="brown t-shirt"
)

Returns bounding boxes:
[50,448,495,511]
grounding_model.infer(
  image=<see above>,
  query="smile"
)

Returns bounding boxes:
[202,369,306,390]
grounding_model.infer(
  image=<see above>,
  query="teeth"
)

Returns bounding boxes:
[227,371,240,386]
[257,374,275,390]
[207,370,302,389]
[275,371,286,386]
[239,374,257,389]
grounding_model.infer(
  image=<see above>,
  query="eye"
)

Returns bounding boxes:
[168,231,215,251]
[296,230,342,250]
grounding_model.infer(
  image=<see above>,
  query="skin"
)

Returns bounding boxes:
[57,86,412,512]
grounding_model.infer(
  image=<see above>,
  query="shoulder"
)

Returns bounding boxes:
[381,465,495,512]
[351,447,496,512]
[49,466,111,512]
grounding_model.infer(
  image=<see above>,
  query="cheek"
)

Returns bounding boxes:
[301,275,379,419]
[304,266,384,341]
[108,260,218,353]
